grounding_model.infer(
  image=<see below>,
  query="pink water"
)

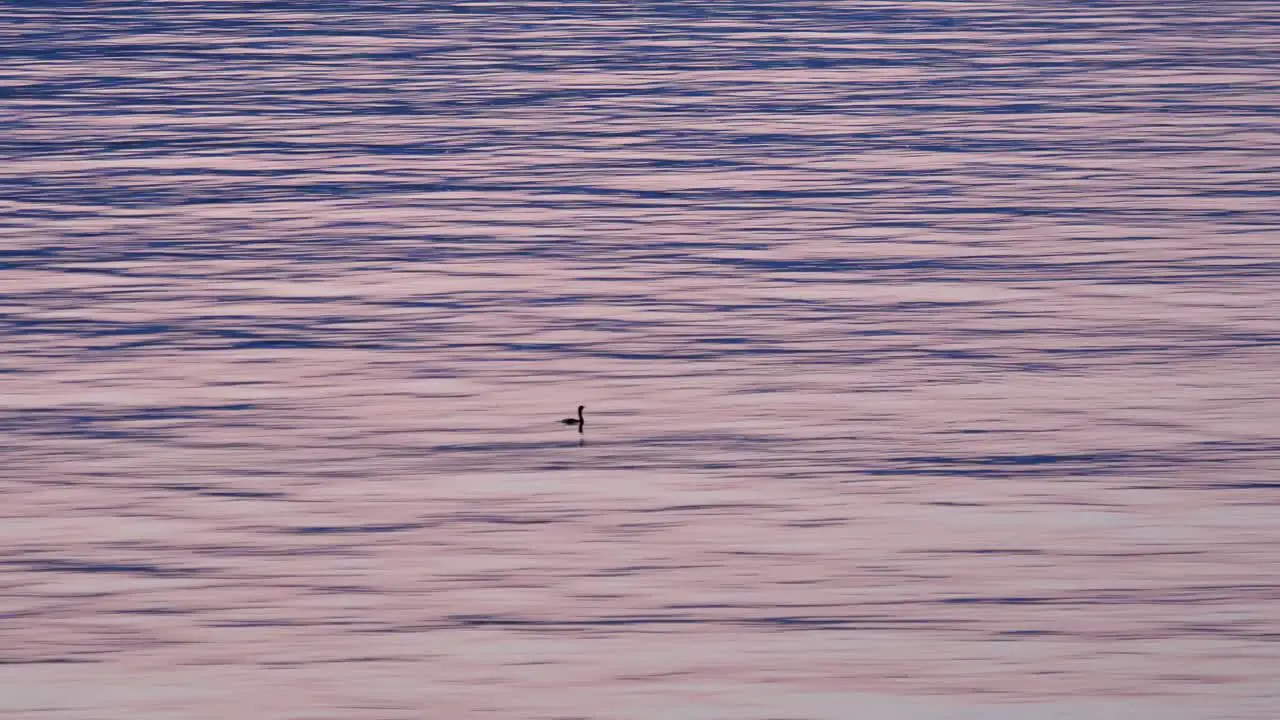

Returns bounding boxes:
[3,3,1278,718]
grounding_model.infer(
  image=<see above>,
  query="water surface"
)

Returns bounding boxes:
[3,2,1279,719]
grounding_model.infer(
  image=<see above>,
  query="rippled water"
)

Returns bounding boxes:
[3,2,1279,718]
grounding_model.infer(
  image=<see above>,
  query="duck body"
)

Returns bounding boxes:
[559,405,585,429]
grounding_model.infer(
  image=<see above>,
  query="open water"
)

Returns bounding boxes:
[2,2,1278,718]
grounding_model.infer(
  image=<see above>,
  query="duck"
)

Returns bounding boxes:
[559,405,585,430]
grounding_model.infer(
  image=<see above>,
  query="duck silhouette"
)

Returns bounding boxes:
[559,405,585,432]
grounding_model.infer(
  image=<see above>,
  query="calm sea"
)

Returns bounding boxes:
[3,2,1278,718]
